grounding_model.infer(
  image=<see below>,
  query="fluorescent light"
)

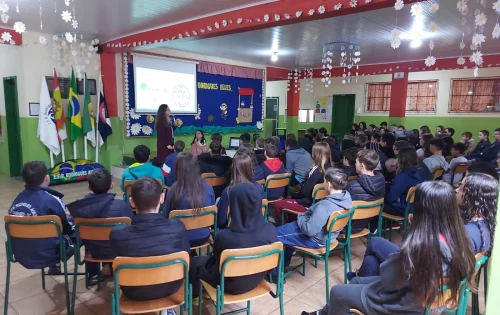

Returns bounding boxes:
[410,39,422,48]
[271,52,278,62]
[468,91,473,94]
[428,84,433,88]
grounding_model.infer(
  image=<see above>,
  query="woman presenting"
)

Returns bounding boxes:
[155,104,180,166]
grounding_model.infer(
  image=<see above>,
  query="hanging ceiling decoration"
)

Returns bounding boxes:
[322,41,361,87]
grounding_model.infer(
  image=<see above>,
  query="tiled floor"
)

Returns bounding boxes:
[0,175,485,314]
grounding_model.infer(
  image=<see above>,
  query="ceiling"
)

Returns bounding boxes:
[3,0,277,40]
[154,0,500,68]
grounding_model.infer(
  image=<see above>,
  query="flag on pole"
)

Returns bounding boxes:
[97,75,112,147]
[68,68,82,142]
[82,73,96,147]
[52,69,67,142]
[38,76,60,156]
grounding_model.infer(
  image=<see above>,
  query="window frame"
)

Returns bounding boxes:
[365,82,392,112]
[298,109,315,123]
[405,80,438,113]
[448,77,500,113]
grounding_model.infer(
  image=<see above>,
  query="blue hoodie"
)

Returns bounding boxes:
[386,167,425,215]
[121,162,165,191]
[163,151,179,187]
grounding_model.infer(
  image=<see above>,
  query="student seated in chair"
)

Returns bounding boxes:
[339,147,359,177]
[121,145,164,191]
[261,143,287,200]
[423,138,450,176]
[273,169,352,270]
[442,143,468,185]
[189,182,277,305]
[67,168,133,284]
[8,161,75,275]
[110,177,190,303]
[162,140,185,187]
[164,153,215,248]
[285,138,313,186]
[303,181,476,315]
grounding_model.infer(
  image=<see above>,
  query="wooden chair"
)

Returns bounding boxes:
[472,253,489,315]
[256,179,266,185]
[283,210,354,303]
[198,242,285,315]
[432,166,445,180]
[450,162,470,187]
[381,187,416,241]
[347,176,359,183]
[4,215,78,315]
[264,173,291,202]
[73,217,132,292]
[261,199,269,222]
[169,205,218,255]
[202,173,227,187]
[111,252,191,315]
[337,198,384,281]
[124,178,163,207]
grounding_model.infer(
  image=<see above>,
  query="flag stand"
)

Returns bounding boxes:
[61,142,66,162]
[49,152,54,168]
[84,139,88,160]
[73,142,77,159]
[96,136,99,163]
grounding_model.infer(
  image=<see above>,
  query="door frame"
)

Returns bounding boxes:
[3,76,23,177]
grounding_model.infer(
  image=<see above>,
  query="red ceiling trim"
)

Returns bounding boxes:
[0,27,22,46]
[266,66,289,81]
[103,0,425,53]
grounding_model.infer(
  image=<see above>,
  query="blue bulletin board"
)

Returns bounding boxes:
[124,61,264,137]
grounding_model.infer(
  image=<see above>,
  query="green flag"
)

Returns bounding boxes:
[82,73,96,146]
[68,68,82,142]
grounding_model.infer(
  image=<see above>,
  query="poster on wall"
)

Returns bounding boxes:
[315,96,333,123]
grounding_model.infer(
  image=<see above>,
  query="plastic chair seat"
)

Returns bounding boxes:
[119,284,185,314]
[84,252,114,263]
[381,213,404,221]
[349,309,365,315]
[201,279,271,304]
[191,235,213,251]
[338,228,370,239]
[294,240,339,255]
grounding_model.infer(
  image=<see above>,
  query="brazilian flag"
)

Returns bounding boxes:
[68,68,82,142]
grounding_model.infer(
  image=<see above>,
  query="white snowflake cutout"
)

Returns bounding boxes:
[493,23,500,39]
[318,5,326,14]
[457,57,466,65]
[431,3,439,13]
[1,31,12,42]
[410,3,422,16]
[39,36,47,45]
[390,37,401,49]
[13,21,25,34]
[425,56,436,67]
[308,9,314,16]
[237,18,243,24]
[350,0,357,8]
[475,13,487,27]
[65,32,73,43]
[61,10,72,22]
[284,13,290,19]
[0,2,9,13]
[1,12,8,23]
[394,0,404,10]
[296,11,302,18]
[72,20,78,29]
[334,3,342,10]
[264,14,269,22]
[222,19,227,27]
[430,22,438,32]
[494,1,500,13]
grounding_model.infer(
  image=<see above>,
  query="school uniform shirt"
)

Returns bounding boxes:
[340,164,358,177]
[365,142,381,154]
[121,162,165,191]
[292,163,331,208]
[470,140,491,157]
[8,186,74,269]
[67,193,133,259]
[423,155,450,173]
[416,148,425,159]
[261,158,287,200]
[476,141,500,165]
[385,167,425,215]
[442,156,468,184]
[285,146,313,181]
[110,213,190,301]
[162,151,180,186]
[465,220,491,254]
[463,139,477,156]
[164,181,215,241]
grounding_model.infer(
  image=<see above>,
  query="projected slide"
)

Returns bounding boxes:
[133,55,197,114]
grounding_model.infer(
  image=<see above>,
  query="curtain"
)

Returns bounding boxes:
[406,81,437,112]
[450,79,499,112]
[367,84,391,111]
[198,61,263,79]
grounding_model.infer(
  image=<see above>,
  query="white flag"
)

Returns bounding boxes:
[38,76,61,156]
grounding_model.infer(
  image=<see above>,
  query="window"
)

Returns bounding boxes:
[365,83,391,111]
[406,81,437,112]
[449,78,500,113]
[298,109,314,123]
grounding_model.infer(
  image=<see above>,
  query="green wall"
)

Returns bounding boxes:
[0,115,9,175]
[277,115,331,136]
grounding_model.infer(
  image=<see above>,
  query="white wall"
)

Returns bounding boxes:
[265,80,287,116]
[298,68,500,118]
[0,44,25,116]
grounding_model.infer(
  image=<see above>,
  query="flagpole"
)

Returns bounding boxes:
[61,141,66,162]
[73,142,77,159]
[49,152,54,168]
[96,74,101,163]
[84,138,88,160]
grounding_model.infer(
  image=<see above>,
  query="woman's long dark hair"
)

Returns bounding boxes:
[420,125,431,135]
[400,181,476,308]
[359,121,367,131]
[351,123,359,134]
[191,130,206,145]
[155,104,171,130]
[171,153,205,214]
[237,143,258,165]
[421,133,434,158]
[396,147,418,173]
[229,153,254,187]
[459,173,498,252]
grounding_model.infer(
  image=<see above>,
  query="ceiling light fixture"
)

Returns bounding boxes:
[468,91,473,94]
[271,52,278,62]
[410,39,422,48]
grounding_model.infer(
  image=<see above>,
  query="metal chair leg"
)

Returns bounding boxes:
[4,259,11,315]
[325,254,330,303]
[246,301,251,315]
[41,268,46,290]
[63,260,71,315]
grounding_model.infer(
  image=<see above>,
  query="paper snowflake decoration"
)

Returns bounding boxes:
[0,2,9,13]
[65,32,74,43]
[457,1,467,13]
[494,1,500,13]
[61,10,72,22]
[1,12,8,23]
[318,5,326,14]
[391,29,400,38]
[425,56,436,67]
[130,123,142,135]
[274,14,280,21]
[129,110,141,120]
[39,36,47,45]
[470,51,483,65]
[200,28,205,33]
[430,22,438,32]
[350,0,357,8]
[13,21,25,34]
[459,41,466,49]
[72,20,78,29]
[256,121,263,130]
[214,22,219,28]
[429,40,435,51]
[222,19,227,27]
[472,33,486,45]
[64,0,70,6]
[296,11,302,18]
[308,9,314,16]
[390,37,401,49]
[263,14,269,22]
[475,13,487,26]
[410,3,422,16]
[178,33,183,39]
[493,24,500,39]
[284,13,290,19]
[394,0,404,10]
[192,30,197,36]
[431,3,439,13]
[1,31,12,42]
[207,26,212,31]
[470,44,477,51]
[457,57,466,65]
[236,18,242,24]
[334,3,342,10]
[142,125,153,135]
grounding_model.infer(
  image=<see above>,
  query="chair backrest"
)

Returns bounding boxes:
[451,162,470,183]
[351,198,384,220]
[312,184,328,204]
[202,173,227,187]
[169,205,217,230]
[74,217,132,241]
[474,252,489,272]
[4,215,62,239]
[425,278,469,314]
[113,252,189,287]
[256,179,265,185]
[432,166,445,180]
[326,210,353,233]
[265,173,291,189]
[347,176,358,183]
[262,199,269,217]
[406,186,417,203]
[219,242,283,276]
[124,179,163,196]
